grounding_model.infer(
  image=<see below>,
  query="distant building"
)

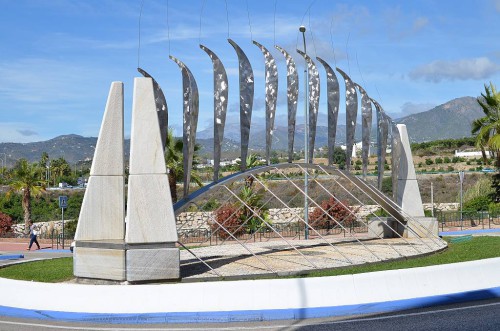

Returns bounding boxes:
[455,150,492,158]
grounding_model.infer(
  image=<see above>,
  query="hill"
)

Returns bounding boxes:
[0,97,484,164]
[0,135,130,166]
[396,96,483,142]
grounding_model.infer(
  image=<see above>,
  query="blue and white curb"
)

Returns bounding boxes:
[1,258,499,324]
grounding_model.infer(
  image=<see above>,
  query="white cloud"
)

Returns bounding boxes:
[0,123,43,143]
[409,57,500,82]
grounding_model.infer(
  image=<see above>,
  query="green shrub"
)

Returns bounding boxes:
[64,220,77,238]
[443,156,451,163]
[435,157,443,164]
[488,202,500,217]
[463,195,491,211]
[425,158,434,165]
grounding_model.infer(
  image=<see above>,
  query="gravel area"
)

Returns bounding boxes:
[180,236,447,280]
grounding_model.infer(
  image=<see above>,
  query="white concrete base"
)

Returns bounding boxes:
[368,217,439,239]
[73,247,125,281]
[126,247,180,282]
[367,218,395,238]
[406,217,439,238]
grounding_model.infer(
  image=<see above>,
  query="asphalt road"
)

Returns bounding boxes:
[0,298,498,331]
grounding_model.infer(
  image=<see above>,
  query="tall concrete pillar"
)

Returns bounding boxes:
[396,124,424,217]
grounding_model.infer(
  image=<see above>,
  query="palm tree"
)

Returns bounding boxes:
[472,82,500,166]
[238,154,263,188]
[7,159,45,233]
[472,82,500,201]
[164,130,203,202]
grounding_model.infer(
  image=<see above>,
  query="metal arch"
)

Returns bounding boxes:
[316,57,340,166]
[296,49,320,162]
[228,39,254,171]
[137,68,168,149]
[200,45,228,182]
[169,56,200,198]
[253,41,278,166]
[336,68,358,172]
[371,98,389,190]
[354,83,373,179]
[391,122,402,201]
[275,46,298,163]
[174,162,445,247]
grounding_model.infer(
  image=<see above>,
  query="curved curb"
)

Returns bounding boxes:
[1,287,499,324]
[1,258,499,324]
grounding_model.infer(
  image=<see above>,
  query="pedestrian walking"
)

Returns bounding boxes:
[27,220,40,250]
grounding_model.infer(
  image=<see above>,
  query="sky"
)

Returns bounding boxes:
[0,0,499,144]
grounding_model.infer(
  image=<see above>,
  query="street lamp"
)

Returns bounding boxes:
[300,25,309,239]
[0,153,6,177]
[459,171,465,229]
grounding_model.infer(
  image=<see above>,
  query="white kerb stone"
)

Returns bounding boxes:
[90,81,124,176]
[129,77,167,175]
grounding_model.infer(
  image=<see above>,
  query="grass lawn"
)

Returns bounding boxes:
[0,257,73,282]
[0,236,499,282]
[305,236,500,278]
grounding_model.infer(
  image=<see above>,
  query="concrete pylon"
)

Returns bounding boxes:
[396,124,425,217]
[74,82,126,280]
[73,78,180,282]
[125,77,179,281]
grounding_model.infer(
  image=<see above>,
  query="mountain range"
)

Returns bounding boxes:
[0,96,484,166]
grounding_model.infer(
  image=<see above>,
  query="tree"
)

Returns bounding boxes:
[50,157,71,186]
[7,159,45,232]
[237,154,263,188]
[472,82,500,165]
[164,130,203,203]
[472,82,500,200]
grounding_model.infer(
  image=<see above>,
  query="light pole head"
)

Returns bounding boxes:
[299,26,306,33]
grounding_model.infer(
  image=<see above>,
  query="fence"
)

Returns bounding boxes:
[177,221,369,245]
[436,210,500,231]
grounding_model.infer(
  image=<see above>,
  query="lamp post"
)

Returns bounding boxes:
[0,153,6,177]
[459,171,465,230]
[300,25,309,239]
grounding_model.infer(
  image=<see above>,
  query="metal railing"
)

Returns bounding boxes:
[177,221,369,245]
[436,210,500,231]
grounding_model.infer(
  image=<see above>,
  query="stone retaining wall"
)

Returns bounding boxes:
[10,203,460,237]
[11,220,74,238]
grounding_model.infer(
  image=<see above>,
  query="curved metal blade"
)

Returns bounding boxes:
[169,56,199,198]
[297,49,320,162]
[371,98,389,190]
[137,67,168,149]
[228,39,254,171]
[275,45,299,163]
[336,67,358,172]
[253,41,278,165]
[200,45,228,182]
[316,57,340,166]
[354,83,373,179]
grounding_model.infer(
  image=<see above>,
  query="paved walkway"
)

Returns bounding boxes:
[0,240,71,267]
